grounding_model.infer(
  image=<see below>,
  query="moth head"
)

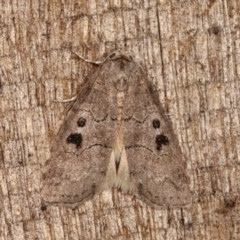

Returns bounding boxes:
[108,51,134,62]
[103,52,140,93]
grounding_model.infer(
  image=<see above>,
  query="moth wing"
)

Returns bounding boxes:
[41,73,114,206]
[124,72,191,207]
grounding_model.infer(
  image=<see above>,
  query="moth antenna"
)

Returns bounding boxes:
[71,50,133,66]
[71,50,104,65]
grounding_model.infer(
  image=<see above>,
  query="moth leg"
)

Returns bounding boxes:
[53,95,78,103]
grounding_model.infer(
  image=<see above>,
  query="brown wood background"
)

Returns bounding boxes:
[0,0,239,239]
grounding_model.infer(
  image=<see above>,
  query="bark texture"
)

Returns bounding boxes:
[0,0,239,239]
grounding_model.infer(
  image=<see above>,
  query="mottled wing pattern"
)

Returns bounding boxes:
[41,69,115,205]
[124,64,191,207]
[41,51,191,208]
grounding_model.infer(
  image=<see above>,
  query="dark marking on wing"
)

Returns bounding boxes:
[152,119,160,129]
[155,134,169,150]
[66,133,82,148]
[77,117,86,127]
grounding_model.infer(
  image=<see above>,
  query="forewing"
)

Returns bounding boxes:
[41,71,114,206]
[124,69,191,207]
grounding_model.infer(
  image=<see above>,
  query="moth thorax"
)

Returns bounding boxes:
[115,77,128,92]
[117,92,125,107]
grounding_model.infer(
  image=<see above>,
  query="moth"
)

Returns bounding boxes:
[41,51,191,208]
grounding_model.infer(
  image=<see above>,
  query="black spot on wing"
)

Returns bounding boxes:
[66,133,82,148]
[152,119,160,129]
[155,134,169,150]
[77,117,86,127]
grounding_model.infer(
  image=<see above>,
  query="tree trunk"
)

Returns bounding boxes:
[0,0,239,239]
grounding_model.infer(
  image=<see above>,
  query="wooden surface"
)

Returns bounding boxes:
[0,0,239,239]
